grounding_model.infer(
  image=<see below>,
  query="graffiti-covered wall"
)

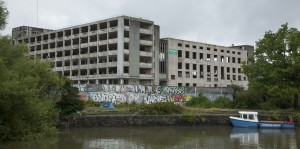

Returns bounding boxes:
[73,84,233,104]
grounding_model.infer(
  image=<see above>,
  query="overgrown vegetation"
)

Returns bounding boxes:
[129,102,183,115]
[185,94,232,109]
[55,79,85,117]
[0,37,63,141]
[242,23,300,109]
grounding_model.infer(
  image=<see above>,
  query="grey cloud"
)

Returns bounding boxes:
[2,0,300,47]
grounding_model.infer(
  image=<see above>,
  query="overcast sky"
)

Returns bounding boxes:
[2,0,300,46]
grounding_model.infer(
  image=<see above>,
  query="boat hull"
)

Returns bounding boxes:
[259,122,295,129]
[230,117,258,128]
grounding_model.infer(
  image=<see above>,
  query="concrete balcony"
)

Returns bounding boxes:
[54,67,63,71]
[72,34,79,38]
[124,49,129,54]
[72,45,79,49]
[124,26,129,31]
[107,62,117,67]
[63,66,71,70]
[80,32,88,37]
[124,37,129,43]
[140,28,152,34]
[89,31,97,36]
[140,40,152,46]
[107,50,118,55]
[99,29,107,34]
[81,43,88,48]
[80,54,89,58]
[89,41,97,46]
[123,61,129,66]
[64,46,72,50]
[90,53,97,57]
[140,63,152,68]
[89,64,97,68]
[72,55,80,59]
[56,37,63,42]
[63,36,71,40]
[56,57,63,61]
[98,63,107,67]
[139,74,153,78]
[108,38,118,44]
[140,51,152,57]
[56,47,64,51]
[98,51,108,56]
[99,40,108,45]
[108,27,118,32]
[29,51,35,55]
[48,39,55,43]
[41,40,48,44]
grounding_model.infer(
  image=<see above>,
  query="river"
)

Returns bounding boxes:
[0,126,299,149]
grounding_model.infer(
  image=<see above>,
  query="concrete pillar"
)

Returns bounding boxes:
[153,25,160,85]
[117,17,124,84]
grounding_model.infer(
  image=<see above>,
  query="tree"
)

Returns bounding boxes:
[0,38,65,141]
[243,23,300,109]
[56,78,84,116]
[0,0,8,30]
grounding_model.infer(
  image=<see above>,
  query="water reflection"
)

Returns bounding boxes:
[230,128,259,147]
[0,126,299,149]
[230,127,298,149]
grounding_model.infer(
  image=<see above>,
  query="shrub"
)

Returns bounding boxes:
[213,96,232,108]
[56,79,84,116]
[185,94,212,108]
[136,102,183,115]
[85,100,101,107]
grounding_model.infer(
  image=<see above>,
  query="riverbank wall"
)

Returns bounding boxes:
[59,113,297,128]
[59,114,234,127]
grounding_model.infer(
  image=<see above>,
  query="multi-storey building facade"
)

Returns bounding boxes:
[159,38,254,88]
[12,16,253,88]
[12,16,160,85]
[12,26,53,42]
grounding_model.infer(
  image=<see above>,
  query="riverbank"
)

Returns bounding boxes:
[58,113,297,128]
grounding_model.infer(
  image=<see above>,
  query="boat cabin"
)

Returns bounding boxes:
[239,111,258,122]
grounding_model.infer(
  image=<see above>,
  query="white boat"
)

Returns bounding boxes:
[229,111,295,128]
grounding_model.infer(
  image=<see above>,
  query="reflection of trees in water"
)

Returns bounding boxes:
[60,126,234,148]
[1,127,298,149]
[230,128,297,149]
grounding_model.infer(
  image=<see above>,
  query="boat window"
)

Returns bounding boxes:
[243,114,247,119]
[249,114,254,120]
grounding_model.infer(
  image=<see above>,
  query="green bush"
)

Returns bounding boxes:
[136,102,183,115]
[85,100,101,107]
[56,79,84,116]
[185,94,212,108]
[213,96,232,108]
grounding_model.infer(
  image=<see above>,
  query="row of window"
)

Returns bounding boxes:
[177,64,242,73]
[171,73,246,81]
[177,43,241,55]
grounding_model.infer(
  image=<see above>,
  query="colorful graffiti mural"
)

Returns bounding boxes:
[73,84,233,104]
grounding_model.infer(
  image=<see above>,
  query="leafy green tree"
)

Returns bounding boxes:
[243,24,300,109]
[0,0,8,30]
[0,38,65,141]
[56,78,84,116]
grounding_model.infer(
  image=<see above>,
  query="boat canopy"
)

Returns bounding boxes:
[238,111,258,115]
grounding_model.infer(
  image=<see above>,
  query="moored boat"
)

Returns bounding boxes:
[229,111,295,128]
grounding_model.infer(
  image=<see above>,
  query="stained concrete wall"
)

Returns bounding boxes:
[129,20,140,78]
[59,114,232,127]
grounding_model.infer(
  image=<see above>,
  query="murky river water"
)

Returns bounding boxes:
[0,126,299,149]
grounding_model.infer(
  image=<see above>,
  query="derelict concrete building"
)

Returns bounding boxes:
[12,16,160,85]
[12,15,253,88]
[159,38,254,88]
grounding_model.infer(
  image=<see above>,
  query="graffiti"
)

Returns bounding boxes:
[79,92,88,101]
[73,84,233,104]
